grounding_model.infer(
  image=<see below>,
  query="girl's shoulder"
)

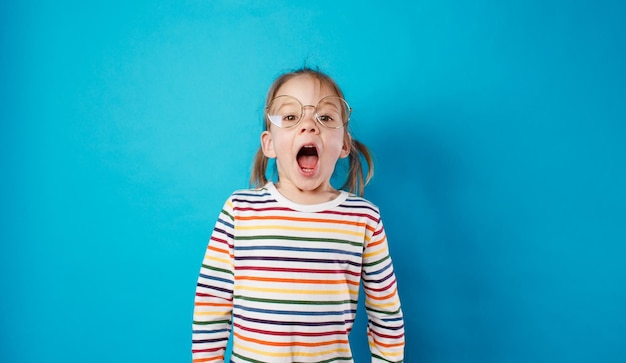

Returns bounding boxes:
[225,185,274,203]
[217,186,275,216]
[230,185,272,197]
[341,193,381,215]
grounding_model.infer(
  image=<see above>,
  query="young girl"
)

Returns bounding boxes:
[192,68,405,362]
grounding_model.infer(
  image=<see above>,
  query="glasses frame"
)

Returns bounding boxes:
[266,95,352,129]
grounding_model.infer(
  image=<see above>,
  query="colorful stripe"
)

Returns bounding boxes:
[192,183,404,362]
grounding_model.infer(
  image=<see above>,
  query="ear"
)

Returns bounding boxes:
[340,133,352,159]
[261,131,276,158]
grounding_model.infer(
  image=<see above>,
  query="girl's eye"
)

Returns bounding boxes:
[318,114,332,122]
[285,114,298,121]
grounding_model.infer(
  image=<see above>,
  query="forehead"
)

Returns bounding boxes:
[274,75,337,103]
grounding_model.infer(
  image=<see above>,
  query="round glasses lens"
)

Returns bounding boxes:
[315,97,350,128]
[267,96,302,128]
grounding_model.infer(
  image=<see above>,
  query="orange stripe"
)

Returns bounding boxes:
[195,302,232,307]
[192,356,222,362]
[365,288,398,301]
[207,245,229,255]
[368,237,385,248]
[234,331,348,347]
[236,215,375,232]
[368,332,405,349]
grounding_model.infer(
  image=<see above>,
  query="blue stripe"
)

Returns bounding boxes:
[232,198,276,204]
[363,260,392,276]
[199,273,233,285]
[197,283,232,294]
[192,337,230,344]
[363,269,394,284]
[233,191,271,198]
[192,328,231,334]
[370,319,404,330]
[217,217,234,229]
[341,199,378,213]
[213,227,234,240]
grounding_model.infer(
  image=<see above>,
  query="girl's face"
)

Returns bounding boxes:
[261,75,350,202]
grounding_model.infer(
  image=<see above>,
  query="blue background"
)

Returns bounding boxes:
[2,1,625,362]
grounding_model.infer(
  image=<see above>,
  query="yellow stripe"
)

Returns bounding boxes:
[204,254,231,266]
[194,311,231,316]
[366,300,401,309]
[234,341,351,357]
[363,246,388,259]
[368,342,404,357]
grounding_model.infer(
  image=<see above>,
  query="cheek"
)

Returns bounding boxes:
[327,133,348,155]
[273,137,291,153]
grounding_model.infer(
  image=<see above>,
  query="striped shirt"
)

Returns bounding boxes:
[192,183,404,362]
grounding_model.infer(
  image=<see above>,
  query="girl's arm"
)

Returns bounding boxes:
[362,219,405,363]
[192,199,236,363]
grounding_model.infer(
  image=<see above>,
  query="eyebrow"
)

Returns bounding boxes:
[273,95,340,105]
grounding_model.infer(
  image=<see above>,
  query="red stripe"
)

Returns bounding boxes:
[234,322,348,337]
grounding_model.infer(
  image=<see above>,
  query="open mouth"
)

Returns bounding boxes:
[297,145,318,173]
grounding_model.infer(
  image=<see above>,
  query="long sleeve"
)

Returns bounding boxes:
[362,218,405,363]
[192,199,236,363]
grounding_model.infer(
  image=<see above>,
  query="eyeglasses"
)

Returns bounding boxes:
[266,95,352,129]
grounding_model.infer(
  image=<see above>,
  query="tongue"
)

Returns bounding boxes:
[297,155,318,169]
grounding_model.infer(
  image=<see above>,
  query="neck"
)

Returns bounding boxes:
[274,182,340,205]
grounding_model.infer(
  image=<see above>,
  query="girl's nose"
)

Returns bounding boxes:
[300,106,319,133]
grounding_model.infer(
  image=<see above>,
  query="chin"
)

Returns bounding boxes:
[296,178,331,192]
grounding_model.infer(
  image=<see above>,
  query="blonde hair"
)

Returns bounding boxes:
[250,67,374,196]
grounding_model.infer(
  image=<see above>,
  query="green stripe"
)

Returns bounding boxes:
[295,357,354,363]
[202,264,234,276]
[365,306,402,316]
[363,254,390,267]
[233,352,354,363]
[231,352,265,363]
[372,353,403,363]
[222,209,234,221]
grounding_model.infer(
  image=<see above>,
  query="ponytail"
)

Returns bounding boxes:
[341,138,374,196]
[250,147,269,188]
